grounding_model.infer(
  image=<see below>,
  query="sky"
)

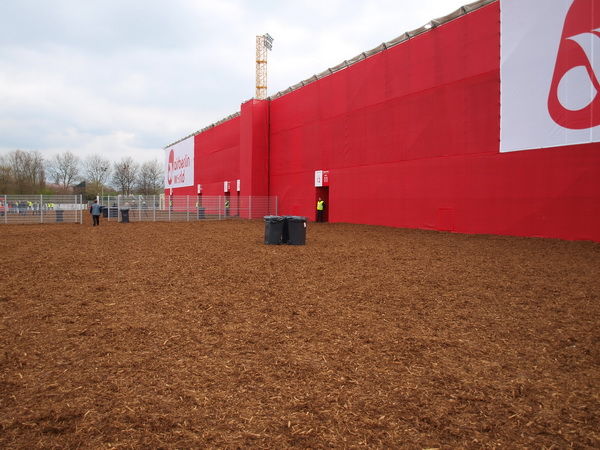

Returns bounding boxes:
[0,0,473,166]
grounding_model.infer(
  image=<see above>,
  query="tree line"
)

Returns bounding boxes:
[0,149,164,199]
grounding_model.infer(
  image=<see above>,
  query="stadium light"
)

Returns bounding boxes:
[264,33,274,50]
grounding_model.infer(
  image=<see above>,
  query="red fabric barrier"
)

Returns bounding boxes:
[268,1,599,241]
[170,1,599,242]
[330,143,600,241]
[194,116,241,196]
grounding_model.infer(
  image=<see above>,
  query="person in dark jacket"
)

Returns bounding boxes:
[89,200,102,226]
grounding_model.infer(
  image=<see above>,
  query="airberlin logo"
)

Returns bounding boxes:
[166,148,191,185]
[548,0,600,129]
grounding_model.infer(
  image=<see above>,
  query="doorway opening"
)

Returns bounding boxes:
[315,187,329,222]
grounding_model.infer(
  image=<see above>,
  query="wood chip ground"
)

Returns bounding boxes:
[1,217,599,448]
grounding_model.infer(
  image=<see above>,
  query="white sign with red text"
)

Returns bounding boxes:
[501,0,600,152]
[315,170,329,187]
[165,137,194,188]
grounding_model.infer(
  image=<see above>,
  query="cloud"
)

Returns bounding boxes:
[0,0,471,164]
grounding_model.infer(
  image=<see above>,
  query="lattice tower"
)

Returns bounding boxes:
[256,34,273,99]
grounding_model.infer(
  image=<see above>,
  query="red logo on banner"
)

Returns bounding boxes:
[548,0,600,129]
[167,149,174,185]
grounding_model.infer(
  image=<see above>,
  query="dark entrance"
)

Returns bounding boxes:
[315,187,329,222]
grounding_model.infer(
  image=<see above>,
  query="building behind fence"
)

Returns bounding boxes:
[0,195,277,224]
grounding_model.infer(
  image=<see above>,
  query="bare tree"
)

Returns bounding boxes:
[3,149,46,194]
[24,151,45,193]
[137,159,164,195]
[82,154,112,196]
[0,156,13,194]
[47,151,80,191]
[112,157,139,196]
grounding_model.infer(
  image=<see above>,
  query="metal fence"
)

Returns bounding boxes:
[0,195,84,224]
[96,195,278,223]
[0,194,278,224]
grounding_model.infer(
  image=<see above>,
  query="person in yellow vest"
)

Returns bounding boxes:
[225,199,230,217]
[316,197,325,222]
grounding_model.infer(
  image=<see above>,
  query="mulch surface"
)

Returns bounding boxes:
[1,216,599,448]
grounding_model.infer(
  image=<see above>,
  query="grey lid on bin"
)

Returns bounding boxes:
[286,216,308,222]
[263,215,285,222]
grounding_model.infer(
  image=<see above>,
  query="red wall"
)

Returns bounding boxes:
[267,1,600,241]
[171,1,600,242]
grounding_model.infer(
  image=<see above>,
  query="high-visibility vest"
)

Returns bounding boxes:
[225,200,230,208]
[317,200,325,211]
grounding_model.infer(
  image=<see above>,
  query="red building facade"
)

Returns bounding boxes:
[165,0,600,242]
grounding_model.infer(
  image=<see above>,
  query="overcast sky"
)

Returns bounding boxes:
[0,0,473,165]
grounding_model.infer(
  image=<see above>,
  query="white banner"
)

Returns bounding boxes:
[500,0,600,152]
[164,137,194,188]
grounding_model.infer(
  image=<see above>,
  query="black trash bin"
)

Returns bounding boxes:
[197,207,205,220]
[264,216,285,245]
[120,208,130,223]
[102,206,108,218]
[55,210,64,222]
[285,216,307,245]
[282,217,290,244]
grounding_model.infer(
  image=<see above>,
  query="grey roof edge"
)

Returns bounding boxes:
[164,0,497,149]
[164,111,241,149]
[269,0,497,99]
